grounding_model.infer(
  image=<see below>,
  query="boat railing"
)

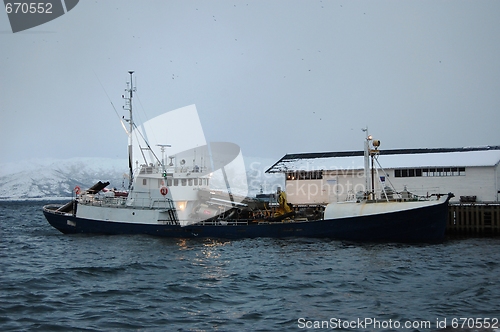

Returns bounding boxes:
[79,196,176,210]
[362,186,442,202]
[148,198,176,210]
[192,219,252,226]
[191,217,308,226]
[43,204,70,215]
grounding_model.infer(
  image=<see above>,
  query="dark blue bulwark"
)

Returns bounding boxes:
[42,195,450,243]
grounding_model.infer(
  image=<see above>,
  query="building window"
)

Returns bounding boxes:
[142,179,147,186]
[395,167,465,177]
[314,171,323,179]
[286,170,323,180]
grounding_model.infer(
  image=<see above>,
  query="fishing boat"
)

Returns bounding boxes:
[43,72,453,242]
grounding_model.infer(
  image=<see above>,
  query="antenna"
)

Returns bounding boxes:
[157,144,172,173]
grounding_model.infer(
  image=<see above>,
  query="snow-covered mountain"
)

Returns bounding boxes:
[0,157,284,200]
[0,158,128,200]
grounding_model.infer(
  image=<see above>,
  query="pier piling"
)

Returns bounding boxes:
[447,203,500,235]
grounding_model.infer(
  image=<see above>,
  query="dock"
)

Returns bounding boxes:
[447,202,500,235]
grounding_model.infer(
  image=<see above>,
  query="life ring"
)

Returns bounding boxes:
[160,186,168,196]
[74,186,81,195]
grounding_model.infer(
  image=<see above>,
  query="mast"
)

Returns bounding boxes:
[362,127,371,199]
[123,71,136,189]
[362,127,380,200]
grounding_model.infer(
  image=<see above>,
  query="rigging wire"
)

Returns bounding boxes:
[134,90,159,146]
[374,155,397,194]
[93,72,162,168]
[132,91,159,165]
[132,122,162,166]
[93,71,129,135]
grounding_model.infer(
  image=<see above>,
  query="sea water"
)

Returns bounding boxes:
[1,201,500,331]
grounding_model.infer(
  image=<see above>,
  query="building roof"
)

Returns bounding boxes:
[265,146,500,173]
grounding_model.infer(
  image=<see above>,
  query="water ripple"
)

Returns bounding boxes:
[2,202,500,331]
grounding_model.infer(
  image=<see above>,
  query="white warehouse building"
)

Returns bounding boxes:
[266,146,500,204]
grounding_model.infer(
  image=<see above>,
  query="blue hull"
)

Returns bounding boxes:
[43,199,449,243]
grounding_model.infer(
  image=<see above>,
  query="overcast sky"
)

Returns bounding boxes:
[1,1,499,165]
